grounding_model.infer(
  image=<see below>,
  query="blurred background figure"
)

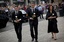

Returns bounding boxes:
[0,6,9,28]
[62,1,64,16]
[18,5,28,23]
[37,4,44,19]
[58,3,63,17]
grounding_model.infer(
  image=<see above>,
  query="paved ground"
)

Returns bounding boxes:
[0,17,64,42]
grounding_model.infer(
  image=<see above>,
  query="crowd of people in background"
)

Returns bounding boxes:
[0,1,64,28]
[0,1,64,42]
[0,3,64,19]
[0,2,64,22]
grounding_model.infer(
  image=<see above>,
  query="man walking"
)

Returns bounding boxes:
[26,2,40,42]
[12,6,23,42]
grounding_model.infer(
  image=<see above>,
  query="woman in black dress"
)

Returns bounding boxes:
[46,5,59,40]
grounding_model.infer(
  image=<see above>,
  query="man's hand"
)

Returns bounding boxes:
[26,14,28,17]
[30,17,33,20]
[32,15,36,18]
[14,20,19,23]
[14,19,21,23]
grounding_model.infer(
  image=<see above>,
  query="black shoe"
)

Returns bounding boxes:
[32,38,34,41]
[54,39,57,40]
[34,37,38,42]
[52,37,54,39]
[18,40,21,42]
[35,40,38,42]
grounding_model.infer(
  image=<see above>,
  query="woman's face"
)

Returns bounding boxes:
[50,6,53,11]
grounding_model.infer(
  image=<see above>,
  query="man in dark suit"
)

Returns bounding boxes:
[12,6,23,42]
[26,2,40,42]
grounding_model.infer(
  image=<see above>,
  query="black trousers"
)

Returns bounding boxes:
[29,21,38,40]
[40,14,43,19]
[14,23,22,41]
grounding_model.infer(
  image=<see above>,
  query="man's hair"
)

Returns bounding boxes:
[15,5,18,7]
[30,1,35,4]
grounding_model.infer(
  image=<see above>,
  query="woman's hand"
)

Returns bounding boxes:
[48,16,56,19]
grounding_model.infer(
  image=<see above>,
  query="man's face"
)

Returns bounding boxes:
[15,7,19,11]
[31,3,35,8]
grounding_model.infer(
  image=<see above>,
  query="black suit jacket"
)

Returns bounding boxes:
[12,11,23,24]
[26,8,40,22]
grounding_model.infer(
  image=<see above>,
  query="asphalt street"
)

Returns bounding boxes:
[0,17,64,42]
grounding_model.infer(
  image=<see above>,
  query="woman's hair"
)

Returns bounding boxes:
[48,5,54,12]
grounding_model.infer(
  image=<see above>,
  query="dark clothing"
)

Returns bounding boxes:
[26,8,40,21]
[46,10,59,33]
[0,10,9,28]
[12,11,23,23]
[62,4,64,16]
[12,11,23,41]
[40,12,43,19]
[0,10,8,16]
[59,6,63,16]
[14,23,22,41]
[29,21,38,40]
[26,7,40,40]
